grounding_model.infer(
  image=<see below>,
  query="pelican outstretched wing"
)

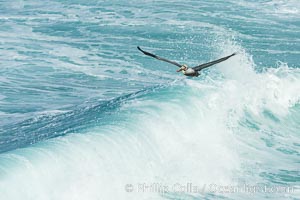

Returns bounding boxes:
[192,53,236,71]
[137,46,182,68]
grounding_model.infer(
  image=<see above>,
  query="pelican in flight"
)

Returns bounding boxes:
[137,46,236,77]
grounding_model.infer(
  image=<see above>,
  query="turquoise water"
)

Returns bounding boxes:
[0,0,299,199]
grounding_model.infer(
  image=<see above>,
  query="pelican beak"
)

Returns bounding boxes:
[177,66,184,72]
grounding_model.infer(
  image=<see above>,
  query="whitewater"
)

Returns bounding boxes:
[0,0,299,199]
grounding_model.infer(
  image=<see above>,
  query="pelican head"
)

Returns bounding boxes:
[177,64,188,73]
[181,64,188,70]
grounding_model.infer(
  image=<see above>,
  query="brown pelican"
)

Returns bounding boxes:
[137,46,236,77]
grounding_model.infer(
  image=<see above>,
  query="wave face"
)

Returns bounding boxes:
[0,0,299,199]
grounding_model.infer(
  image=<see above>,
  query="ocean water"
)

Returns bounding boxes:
[0,0,299,199]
